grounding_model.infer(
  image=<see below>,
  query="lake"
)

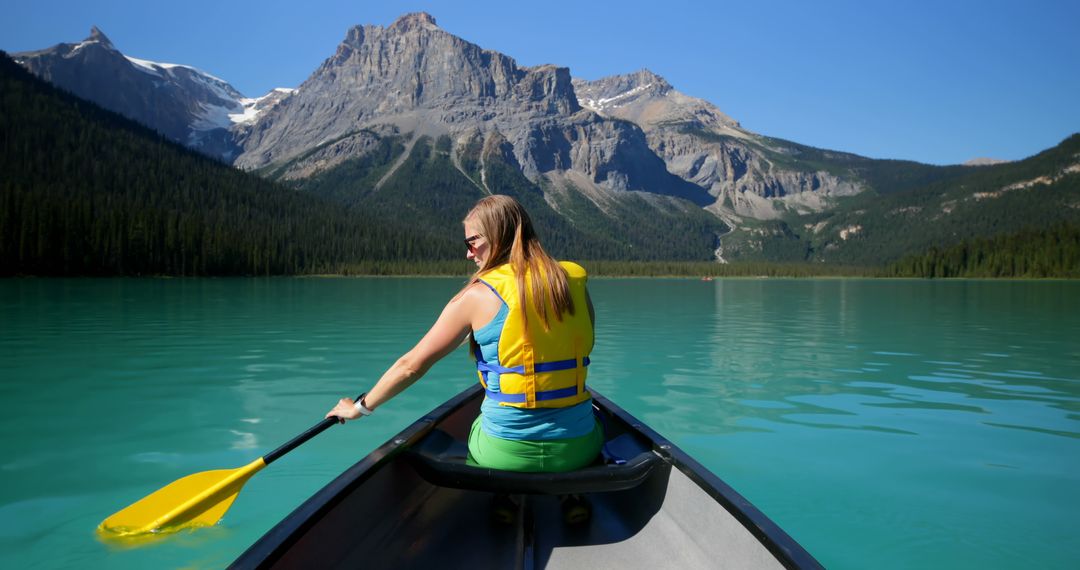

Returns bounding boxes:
[1,277,1077,569]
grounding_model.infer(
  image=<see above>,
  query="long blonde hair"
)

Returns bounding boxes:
[464,195,574,329]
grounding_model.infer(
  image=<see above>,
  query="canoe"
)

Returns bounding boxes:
[230,385,822,569]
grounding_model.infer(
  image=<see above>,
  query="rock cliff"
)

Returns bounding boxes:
[574,70,862,219]
[16,15,872,226]
[234,13,712,205]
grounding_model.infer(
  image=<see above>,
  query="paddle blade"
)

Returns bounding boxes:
[98,457,266,538]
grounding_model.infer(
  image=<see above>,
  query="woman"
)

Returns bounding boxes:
[327,195,602,473]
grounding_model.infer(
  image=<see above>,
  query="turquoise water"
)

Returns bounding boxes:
[1,278,1077,569]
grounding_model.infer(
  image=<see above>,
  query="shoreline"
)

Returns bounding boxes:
[4,273,1077,281]
[4,257,1076,280]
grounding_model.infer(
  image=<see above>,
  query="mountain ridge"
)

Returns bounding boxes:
[9,14,1078,269]
[12,26,292,161]
[0,51,453,276]
[14,14,883,219]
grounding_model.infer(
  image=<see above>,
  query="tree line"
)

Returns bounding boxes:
[884,223,1080,278]
[0,53,456,276]
[3,51,1075,279]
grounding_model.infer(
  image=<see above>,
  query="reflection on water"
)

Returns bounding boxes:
[587,278,1080,568]
[0,278,1078,569]
[588,279,1079,441]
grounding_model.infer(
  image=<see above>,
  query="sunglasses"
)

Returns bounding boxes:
[464,234,484,252]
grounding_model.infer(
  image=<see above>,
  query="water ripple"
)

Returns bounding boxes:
[2,278,1078,570]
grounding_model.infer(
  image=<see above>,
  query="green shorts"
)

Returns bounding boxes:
[466,415,603,473]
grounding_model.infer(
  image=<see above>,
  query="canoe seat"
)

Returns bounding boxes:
[406,429,665,495]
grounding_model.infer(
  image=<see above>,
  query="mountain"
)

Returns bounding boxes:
[1,50,726,275]
[11,15,946,225]
[13,15,885,219]
[9,14,1077,270]
[229,12,728,260]
[574,70,864,220]
[718,134,1080,265]
[12,27,292,161]
[235,13,713,205]
[0,51,460,276]
[13,17,732,261]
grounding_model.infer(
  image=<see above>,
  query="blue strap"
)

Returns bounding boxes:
[484,385,581,403]
[476,279,508,306]
[474,344,490,387]
[539,356,590,372]
[477,356,591,403]
[476,356,590,376]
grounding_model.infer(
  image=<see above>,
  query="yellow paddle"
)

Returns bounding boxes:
[98,396,360,539]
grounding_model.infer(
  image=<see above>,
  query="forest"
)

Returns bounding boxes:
[2,52,1075,279]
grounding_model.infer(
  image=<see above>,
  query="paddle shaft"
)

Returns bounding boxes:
[263,394,363,465]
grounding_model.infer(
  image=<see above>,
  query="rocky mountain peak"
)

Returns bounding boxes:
[237,13,596,169]
[13,27,255,161]
[12,13,885,228]
[572,69,675,113]
[86,26,115,49]
[341,25,365,49]
[616,68,673,93]
[389,12,439,32]
[574,69,740,132]
[341,12,440,49]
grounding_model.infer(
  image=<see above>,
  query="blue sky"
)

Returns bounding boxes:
[4,0,1078,165]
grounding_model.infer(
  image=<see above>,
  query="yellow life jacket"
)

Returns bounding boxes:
[474,261,593,409]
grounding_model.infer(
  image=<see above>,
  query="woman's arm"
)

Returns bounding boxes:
[326,286,480,422]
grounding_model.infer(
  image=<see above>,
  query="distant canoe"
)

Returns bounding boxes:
[231,385,822,569]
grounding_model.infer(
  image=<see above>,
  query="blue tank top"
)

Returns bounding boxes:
[474,301,595,441]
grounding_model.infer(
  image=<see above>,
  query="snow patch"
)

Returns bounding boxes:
[123,55,237,100]
[228,89,296,125]
[125,56,230,84]
[120,53,296,130]
[124,56,163,76]
[69,40,97,55]
[579,83,654,111]
[191,101,240,132]
[229,100,263,125]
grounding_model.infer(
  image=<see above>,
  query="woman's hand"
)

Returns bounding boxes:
[326,397,362,424]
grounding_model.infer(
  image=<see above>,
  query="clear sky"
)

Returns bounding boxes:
[4,0,1078,165]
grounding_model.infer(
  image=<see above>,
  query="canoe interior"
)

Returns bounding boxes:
[231,386,820,569]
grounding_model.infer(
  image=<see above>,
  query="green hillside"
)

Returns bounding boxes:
[886,223,1080,278]
[754,135,974,195]
[721,134,1080,267]
[277,131,729,262]
[0,53,458,276]
[4,44,1076,278]
[0,49,726,276]
[680,127,974,196]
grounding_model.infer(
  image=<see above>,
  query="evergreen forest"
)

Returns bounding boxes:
[1,54,467,276]
[2,51,1077,279]
[885,223,1080,278]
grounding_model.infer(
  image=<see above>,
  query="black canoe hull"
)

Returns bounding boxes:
[231,385,822,569]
